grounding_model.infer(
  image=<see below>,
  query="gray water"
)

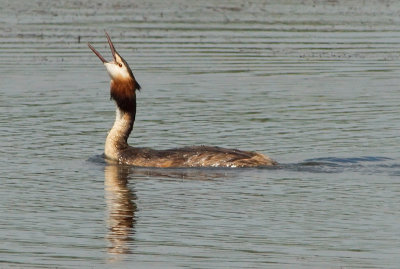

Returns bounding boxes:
[1,0,400,268]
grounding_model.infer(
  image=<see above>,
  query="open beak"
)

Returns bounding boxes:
[88,31,117,63]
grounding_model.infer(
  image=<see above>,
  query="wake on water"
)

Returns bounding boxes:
[291,156,399,176]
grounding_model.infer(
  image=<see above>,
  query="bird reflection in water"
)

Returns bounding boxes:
[103,160,243,261]
[104,163,137,258]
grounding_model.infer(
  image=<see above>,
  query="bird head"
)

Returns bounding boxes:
[88,32,141,112]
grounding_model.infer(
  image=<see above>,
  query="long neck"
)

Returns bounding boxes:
[105,103,136,160]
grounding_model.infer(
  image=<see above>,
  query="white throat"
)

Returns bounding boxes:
[104,62,131,80]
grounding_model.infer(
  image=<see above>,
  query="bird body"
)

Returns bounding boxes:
[89,32,277,168]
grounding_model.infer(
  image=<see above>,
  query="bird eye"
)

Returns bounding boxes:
[118,63,122,67]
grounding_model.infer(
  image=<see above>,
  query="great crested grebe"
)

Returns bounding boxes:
[88,32,277,168]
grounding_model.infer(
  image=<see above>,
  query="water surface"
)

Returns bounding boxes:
[1,0,400,268]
